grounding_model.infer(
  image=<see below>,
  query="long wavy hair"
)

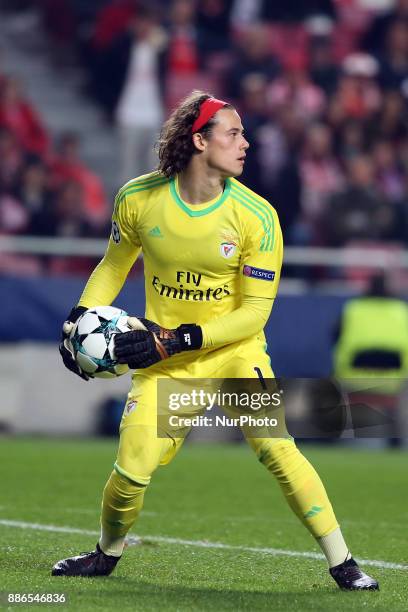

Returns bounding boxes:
[157,90,233,178]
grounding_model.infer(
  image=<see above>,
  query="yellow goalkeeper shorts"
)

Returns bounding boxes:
[114,334,289,485]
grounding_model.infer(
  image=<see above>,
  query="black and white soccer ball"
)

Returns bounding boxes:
[69,306,132,379]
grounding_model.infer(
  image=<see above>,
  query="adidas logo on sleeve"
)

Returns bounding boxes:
[148,226,163,238]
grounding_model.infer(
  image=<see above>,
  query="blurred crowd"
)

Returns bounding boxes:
[1,0,408,273]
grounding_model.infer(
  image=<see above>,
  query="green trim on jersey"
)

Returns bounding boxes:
[114,174,168,213]
[121,171,165,190]
[124,178,167,195]
[230,183,275,251]
[116,172,165,196]
[170,177,231,217]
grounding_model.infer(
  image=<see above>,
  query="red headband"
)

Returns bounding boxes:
[192,97,228,133]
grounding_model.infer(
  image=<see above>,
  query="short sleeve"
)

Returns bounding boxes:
[241,208,283,298]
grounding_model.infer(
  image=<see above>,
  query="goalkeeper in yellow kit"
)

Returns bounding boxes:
[53,91,378,590]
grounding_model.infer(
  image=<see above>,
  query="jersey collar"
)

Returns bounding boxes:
[169,176,231,217]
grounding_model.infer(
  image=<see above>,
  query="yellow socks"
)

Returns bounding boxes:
[256,438,337,528]
[99,441,351,568]
[256,439,353,566]
[99,469,146,557]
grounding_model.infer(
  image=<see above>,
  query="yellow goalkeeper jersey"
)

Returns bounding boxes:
[79,171,283,329]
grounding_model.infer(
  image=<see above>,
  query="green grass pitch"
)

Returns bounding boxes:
[0,438,407,611]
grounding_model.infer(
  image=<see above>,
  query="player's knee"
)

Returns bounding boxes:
[256,438,305,476]
[102,471,146,531]
[111,467,148,491]
[116,425,167,485]
[113,460,153,486]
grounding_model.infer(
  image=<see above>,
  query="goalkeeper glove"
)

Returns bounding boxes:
[114,318,202,369]
[59,305,89,380]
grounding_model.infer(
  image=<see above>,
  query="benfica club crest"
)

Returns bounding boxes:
[220,242,236,258]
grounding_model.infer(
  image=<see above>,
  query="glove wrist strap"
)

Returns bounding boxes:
[68,305,87,323]
[177,324,202,351]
